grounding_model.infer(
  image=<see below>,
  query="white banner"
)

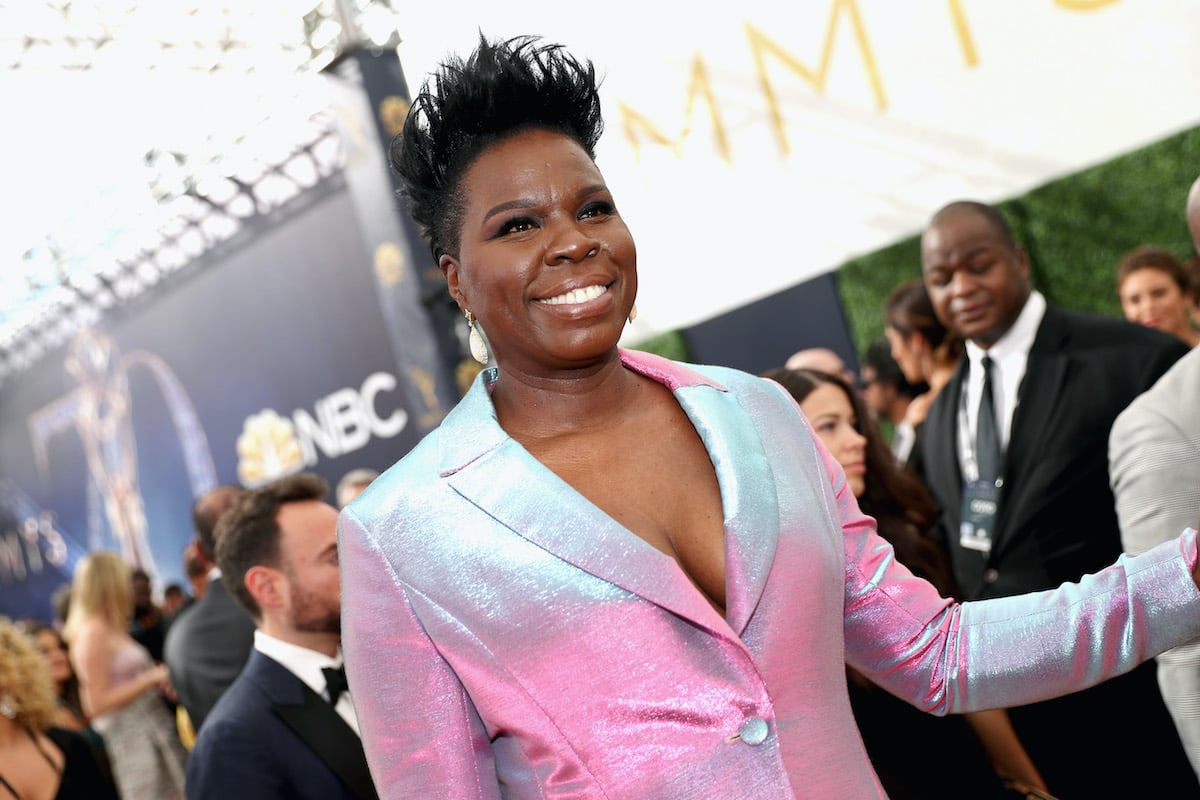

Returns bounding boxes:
[395,0,1200,340]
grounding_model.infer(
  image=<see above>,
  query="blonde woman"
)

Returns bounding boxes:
[63,552,186,799]
[0,617,118,800]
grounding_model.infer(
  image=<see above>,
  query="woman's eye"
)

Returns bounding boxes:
[580,200,614,220]
[498,216,536,236]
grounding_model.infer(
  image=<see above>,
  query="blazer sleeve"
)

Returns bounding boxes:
[838,400,1200,716]
[339,506,501,800]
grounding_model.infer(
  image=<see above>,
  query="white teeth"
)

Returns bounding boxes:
[538,284,607,306]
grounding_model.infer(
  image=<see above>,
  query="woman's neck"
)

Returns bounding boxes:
[926,360,955,396]
[491,355,638,440]
[0,715,28,747]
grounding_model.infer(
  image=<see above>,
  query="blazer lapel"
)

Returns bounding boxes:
[926,358,967,516]
[259,655,377,800]
[455,437,722,618]
[992,310,1069,553]
[438,354,777,638]
[674,380,779,636]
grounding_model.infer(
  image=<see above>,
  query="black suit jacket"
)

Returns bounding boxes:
[163,576,256,731]
[915,303,1189,599]
[185,649,378,800]
[913,301,1196,796]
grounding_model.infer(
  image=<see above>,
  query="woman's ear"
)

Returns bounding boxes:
[441,254,466,313]
[910,331,931,356]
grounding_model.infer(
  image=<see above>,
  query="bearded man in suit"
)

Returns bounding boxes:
[185,473,377,800]
[912,199,1194,796]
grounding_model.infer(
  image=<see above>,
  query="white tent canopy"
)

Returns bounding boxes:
[2,1,1198,363]
[394,1,1200,342]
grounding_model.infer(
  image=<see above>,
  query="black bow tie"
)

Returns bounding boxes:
[322,664,349,705]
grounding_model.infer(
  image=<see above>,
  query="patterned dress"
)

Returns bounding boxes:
[90,638,186,800]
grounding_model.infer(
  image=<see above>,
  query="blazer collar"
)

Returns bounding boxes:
[436,350,778,637]
[996,306,1069,530]
[436,349,726,474]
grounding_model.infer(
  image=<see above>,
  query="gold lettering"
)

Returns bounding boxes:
[618,102,679,161]
[948,0,979,67]
[746,2,887,156]
[617,54,730,163]
[1055,0,1122,9]
[682,57,732,163]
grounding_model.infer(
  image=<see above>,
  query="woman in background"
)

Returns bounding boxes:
[883,277,964,464]
[1116,245,1200,348]
[0,616,119,800]
[763,366,1052,800]
[25,625,86,734]
[24,622,114,789]
[63,551,186,799]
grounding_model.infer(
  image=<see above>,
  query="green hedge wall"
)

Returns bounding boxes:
[632,124,1199,362]
[837,124,1200,354]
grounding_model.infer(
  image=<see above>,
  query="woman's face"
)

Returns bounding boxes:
[441,128,637,375]
[800,383,868,498]
[1119,267,1195,341]
[885,326,924,384]
[35,628,72,685]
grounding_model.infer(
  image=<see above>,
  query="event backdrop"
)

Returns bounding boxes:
[0,184,450,621]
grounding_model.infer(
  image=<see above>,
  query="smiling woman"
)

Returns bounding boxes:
[336,32,1200,799]
[1115,245,1200,348]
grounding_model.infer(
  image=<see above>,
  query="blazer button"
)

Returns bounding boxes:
[983,568,1000,584]
[738,716,769,746]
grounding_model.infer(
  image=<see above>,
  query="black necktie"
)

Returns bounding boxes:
[322,664,348,705]
[976,355,1002,483]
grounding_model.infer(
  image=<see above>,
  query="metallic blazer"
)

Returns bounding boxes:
[340,349,1200,799]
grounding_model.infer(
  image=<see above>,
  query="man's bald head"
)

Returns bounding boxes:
[1187,175,1200,251]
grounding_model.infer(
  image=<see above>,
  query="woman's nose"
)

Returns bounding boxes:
[547,223,599,263]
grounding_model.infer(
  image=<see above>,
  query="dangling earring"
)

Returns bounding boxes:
[465,310,489,365]
[0,692,17,719]
[627,304,638,325]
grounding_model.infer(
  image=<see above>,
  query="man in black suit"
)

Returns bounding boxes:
[914,200,1194,796]
[185,473,377,800]
[163,484,255,734]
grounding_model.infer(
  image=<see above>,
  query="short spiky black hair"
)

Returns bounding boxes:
[391,33,604,261]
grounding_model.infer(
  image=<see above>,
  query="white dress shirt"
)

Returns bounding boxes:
[254,629,361,735]
[958,290,1046,481]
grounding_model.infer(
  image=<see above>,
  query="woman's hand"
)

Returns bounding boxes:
[153,664,179,702]
[146,662,171,694]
